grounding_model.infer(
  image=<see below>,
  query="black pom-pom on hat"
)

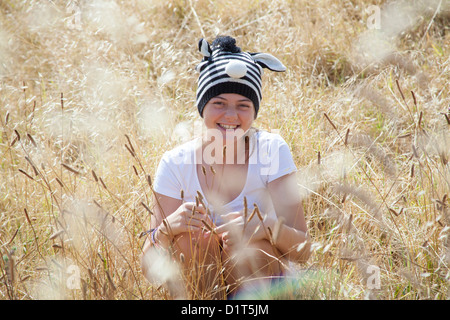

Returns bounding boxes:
[211,36,241,53]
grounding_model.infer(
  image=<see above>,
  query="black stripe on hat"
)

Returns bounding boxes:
[196,80,261,117]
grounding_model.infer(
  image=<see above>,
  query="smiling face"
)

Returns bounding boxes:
[202,93,255,140]
[200,93,255,165]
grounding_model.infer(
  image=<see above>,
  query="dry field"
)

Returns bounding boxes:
[0,0,449,300]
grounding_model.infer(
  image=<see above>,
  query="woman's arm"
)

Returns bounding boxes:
[143,192,182,251]
[268,172,311,263]
[214,172,311,263]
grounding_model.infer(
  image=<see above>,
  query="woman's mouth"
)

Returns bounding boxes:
[217,123,240,130]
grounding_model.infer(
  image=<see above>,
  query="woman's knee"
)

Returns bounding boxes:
[252,240,284,273]
[222,239,283,275]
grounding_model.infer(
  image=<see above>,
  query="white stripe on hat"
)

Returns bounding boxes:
[197,64,262,94]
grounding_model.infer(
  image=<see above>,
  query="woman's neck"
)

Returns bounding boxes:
[200,136,248,166]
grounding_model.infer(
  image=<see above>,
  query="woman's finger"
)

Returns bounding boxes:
[214,217,241,234]
[220,211,242,223]
[190,211,214,227]
[185,201,205,211]
[183,202,207,215]
[185,215,208,229]
[213,223,227,235]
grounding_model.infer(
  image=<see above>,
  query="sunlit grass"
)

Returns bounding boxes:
[0,0,449,300]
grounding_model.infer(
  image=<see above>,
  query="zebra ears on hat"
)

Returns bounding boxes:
[251,53,286,72]
[198,38,212,57]
[196,39,212,72]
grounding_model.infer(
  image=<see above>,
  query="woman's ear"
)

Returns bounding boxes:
[251,53,286,72]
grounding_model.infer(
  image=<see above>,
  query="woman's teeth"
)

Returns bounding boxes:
[219,124,238,129]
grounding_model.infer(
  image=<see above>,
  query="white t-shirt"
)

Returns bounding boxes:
[153,130,297,225]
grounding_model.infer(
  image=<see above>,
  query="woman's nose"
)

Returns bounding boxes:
[224,107,238,120]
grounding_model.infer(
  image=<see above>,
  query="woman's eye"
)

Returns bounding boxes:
[239,104,250,109]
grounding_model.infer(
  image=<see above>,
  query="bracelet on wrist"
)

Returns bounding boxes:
[150,227,159,245]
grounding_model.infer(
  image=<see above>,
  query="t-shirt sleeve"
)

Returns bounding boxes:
[152,152,183,200]
[260,134,297,184]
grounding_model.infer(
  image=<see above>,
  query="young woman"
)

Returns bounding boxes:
[141,36,310,299]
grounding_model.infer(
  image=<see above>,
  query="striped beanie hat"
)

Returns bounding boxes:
[195,36,286,117]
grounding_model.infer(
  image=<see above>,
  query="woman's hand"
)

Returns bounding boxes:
[214,210,275,246]
[158,202,213,240]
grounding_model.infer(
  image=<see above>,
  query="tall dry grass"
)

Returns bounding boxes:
[0,0,449,299]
